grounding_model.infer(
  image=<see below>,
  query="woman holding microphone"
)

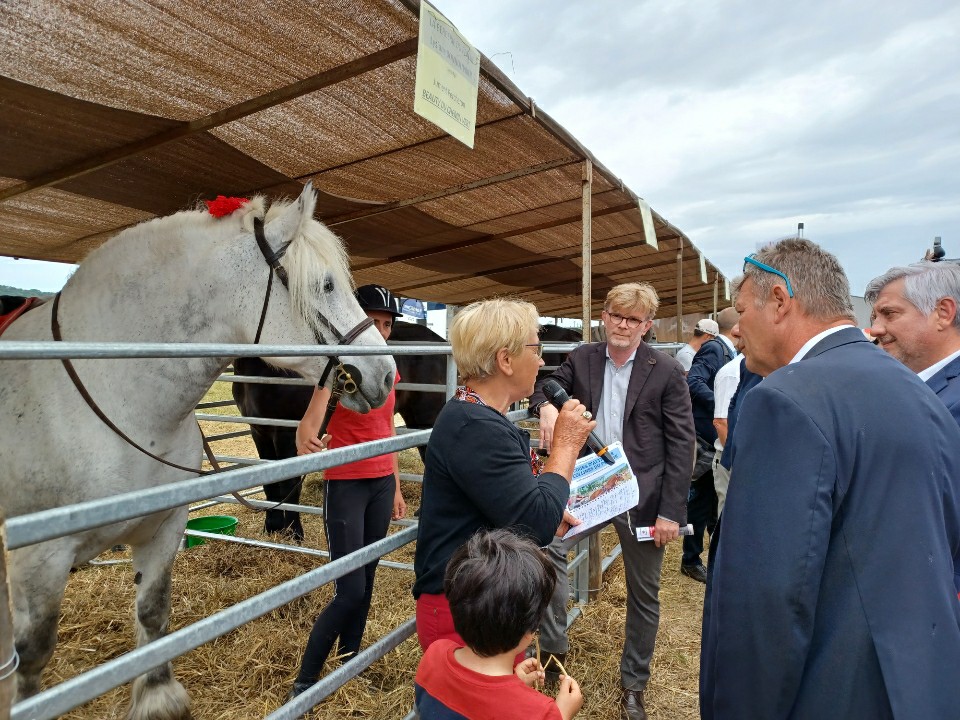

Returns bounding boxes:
[412,298,594,650]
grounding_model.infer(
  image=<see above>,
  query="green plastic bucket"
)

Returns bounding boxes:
[184,515,238,548]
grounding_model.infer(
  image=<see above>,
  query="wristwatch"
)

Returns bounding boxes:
[531,401,550,418]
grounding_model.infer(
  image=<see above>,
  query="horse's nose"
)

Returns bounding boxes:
[384,371,395,392]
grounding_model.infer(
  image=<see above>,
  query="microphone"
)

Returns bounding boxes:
[541,380,615,464]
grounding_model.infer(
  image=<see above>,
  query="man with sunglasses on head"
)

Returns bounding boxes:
[530,282,695,720]
[700,237,960,720]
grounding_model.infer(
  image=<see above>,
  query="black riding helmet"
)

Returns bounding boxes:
[355,284,403,318]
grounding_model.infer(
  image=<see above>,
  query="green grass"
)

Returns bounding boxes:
[199,380,237,416]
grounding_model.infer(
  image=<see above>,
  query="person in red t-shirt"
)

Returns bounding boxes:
[415,528,583,720]
[288,284,406,699]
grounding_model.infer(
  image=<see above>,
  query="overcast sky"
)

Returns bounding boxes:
[440,0,960,297]
[3,0,958,299]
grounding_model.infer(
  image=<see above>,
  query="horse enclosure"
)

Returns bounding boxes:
[0,329,612,719]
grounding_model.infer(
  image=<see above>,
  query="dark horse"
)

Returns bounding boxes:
[539,324,583,381]
[231,320,446,540]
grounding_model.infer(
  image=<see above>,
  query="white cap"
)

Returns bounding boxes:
[695,319,719,336]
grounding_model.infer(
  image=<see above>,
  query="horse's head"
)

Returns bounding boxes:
[247,184,396,413]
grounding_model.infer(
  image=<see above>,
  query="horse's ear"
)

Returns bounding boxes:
[264,182,317,249]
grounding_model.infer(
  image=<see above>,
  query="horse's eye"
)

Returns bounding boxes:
[323,277,334,293]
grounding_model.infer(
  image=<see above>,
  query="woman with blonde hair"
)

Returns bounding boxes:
[412,298,594,649]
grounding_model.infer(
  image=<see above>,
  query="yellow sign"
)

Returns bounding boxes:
[414,1,481,148]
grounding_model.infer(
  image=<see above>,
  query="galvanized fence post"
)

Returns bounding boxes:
[0,513,15,720]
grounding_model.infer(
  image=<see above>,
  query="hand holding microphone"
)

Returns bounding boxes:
[541,380,615,465]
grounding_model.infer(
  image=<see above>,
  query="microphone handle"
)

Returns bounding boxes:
[587,433,616,464]
[542,382,615,464]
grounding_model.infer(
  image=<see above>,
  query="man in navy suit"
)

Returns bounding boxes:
[865,261,960,425]
[700,238,960,719]
[866,261,960,597]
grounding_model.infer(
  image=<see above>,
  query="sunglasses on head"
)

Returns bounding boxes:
[743,255,794,297]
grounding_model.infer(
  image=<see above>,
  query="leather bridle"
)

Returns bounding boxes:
[51,214,378,479]
[250,216,374,397]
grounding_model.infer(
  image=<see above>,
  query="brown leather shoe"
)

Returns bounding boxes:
[620,689,648,720]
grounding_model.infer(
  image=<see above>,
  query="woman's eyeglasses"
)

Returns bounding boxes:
[525,343,544,357]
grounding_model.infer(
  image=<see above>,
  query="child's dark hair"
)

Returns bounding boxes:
[443,528,557,657]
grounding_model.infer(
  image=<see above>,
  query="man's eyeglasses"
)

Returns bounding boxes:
[743,255,795,298]
[605,311,646,329]
[525,343,544,358]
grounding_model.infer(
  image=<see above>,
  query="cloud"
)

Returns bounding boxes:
[439,0,960,294]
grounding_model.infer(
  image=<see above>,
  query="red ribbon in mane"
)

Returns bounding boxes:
[204,196,249,218]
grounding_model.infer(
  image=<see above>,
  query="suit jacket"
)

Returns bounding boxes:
[926,353,960,427]
[687,337,734,443]
[926,354,960,593]
[700,327,960,719]
[529,342,695,525]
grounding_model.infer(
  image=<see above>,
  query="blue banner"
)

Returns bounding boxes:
[400,298,427,319]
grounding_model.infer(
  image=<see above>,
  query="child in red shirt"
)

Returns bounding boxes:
[414,529,583,720]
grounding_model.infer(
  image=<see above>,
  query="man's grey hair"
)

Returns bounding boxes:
[734,237,856,322]
[864,262,960,330]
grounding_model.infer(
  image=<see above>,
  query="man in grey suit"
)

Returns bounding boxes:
[530,282,695,720]
[865,260,960,425]
[700,238,960,719]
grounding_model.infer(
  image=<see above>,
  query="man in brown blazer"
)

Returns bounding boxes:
[529,282,696,720]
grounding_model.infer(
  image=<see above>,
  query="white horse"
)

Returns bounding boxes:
[0,184,396,719]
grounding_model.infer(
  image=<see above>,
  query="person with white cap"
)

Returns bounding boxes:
[675,318,719,373]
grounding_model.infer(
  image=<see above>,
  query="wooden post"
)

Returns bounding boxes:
[0,513,15,719]
[581,160,602,601]
[676,243,684,341]
[444,305,459,397]
[713,272,719,317]
[581,159,592,340]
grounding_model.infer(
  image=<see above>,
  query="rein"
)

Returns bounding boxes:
[50,213,376,513]
[51,291,209,475]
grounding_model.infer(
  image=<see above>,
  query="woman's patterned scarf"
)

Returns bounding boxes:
[455,385,543,476]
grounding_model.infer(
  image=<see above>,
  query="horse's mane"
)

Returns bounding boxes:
[250,196,355,328]
[74,193,354,333]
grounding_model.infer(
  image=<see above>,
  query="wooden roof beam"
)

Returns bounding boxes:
[391,230,652,294]
[351,201,636,271]
[326,156,580,226]
[0,38,419,203]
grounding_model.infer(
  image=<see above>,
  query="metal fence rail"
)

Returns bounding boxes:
[4,430,432,550]
[267,618,418,720]
[11,526,418,720]
[1,338,627,718]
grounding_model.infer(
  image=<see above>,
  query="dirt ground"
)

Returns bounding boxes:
[44,384,706,719]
